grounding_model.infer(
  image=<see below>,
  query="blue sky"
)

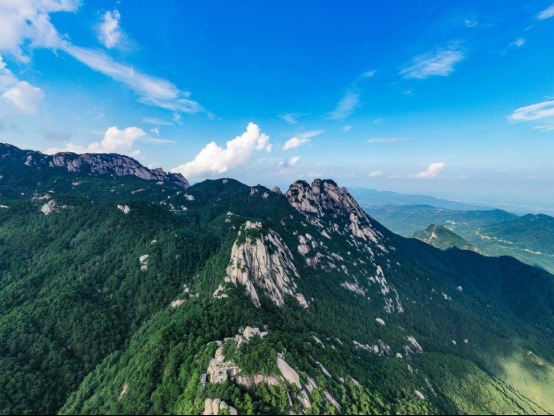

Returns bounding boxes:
[0,0,554,212]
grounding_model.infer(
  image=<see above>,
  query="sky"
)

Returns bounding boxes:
[0,0,553,212]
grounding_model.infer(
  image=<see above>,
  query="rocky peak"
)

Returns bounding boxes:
[286,179,365,217]
[0,143,189,188]
[286,179,386,248]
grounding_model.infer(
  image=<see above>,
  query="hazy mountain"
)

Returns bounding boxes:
[364,205,517,237]
[350,188,490,211]
[366,205,554,274]
[1,144,553,415]
[413,224,479,253]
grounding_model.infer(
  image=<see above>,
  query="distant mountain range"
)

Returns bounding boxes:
[413,224,480,253]
[366,205,554,274]
[1,143,553,415]
[350,188,491,211]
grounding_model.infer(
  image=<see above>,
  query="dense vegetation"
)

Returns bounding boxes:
[366,204,554,274]
[0,144,553,415]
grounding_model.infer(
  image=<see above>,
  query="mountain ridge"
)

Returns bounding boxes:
[0,143,553,415]
[0,142,189,189]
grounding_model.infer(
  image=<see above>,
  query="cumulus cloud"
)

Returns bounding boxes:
[366,137,411,144]
[409,162,446,179]
[46,126,172,157]
[508,100,554,122]
[172,123,272,179]
[0,1,204,115]
[3,81,43,113]
[282,130,324,151]
[400,47,465,79]
[98,10,122,49]
[0,55,43,113]
[537,4,554,19]
[369,171,383,177]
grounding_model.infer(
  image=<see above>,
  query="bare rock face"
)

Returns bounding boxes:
[214,221,308,308]
[286,179,387,251]
[202,398,238,415]
[49,152,189,188]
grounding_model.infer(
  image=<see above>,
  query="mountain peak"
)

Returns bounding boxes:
[286,178,387,250]
[0,143,189,188]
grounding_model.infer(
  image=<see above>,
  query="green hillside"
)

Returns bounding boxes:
[367,205,554,274]
[0,144,553,415]
[413,224,479,253]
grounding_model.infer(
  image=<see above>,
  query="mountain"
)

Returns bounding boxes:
[366,205,554,274]
[480,214,554,254]
[413,224,479,253]
[1,144,553,415]
[350,188,490,211]
[364,205,518,237]
[0,143,189,199]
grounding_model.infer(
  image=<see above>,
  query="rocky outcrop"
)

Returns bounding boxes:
[286,179,387,251]
[214,221,308,308]
[117,205,131,214]
[203,398,238,415]
[206,327,269,384]
[39,199,69,215]
[276,353,301,387]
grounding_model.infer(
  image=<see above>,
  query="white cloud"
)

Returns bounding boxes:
[46,126,172,157]
[278,156,301,168]
[61,44,204,114]
[98,10,122,49]
[289,156,301,166]
[0,1,204,115]
[142,117,174,126]
[400,47,465,79]
[366,137,411,144]
[464,18,479,28]
[172,123,272,179]
[508,100,554,122]
[328,70,375,120]
[409,162,446,179]
[283,137,309,151]
[0,0,79,61]
[0,55,43,113]
[2,80,44,113]
[329,92,359,120]
[369,171,383,177]
[357,70,376,81]
[282,130,324,151]
[534,124,554,131]
[343,125,352,133]
[279,112,303,125]
[537,4,554,19]
[509,38,525,48]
